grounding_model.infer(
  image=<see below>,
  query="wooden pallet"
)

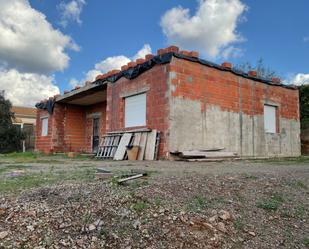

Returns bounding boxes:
[114,133,133,160]
[96,129,160,161]
[96,133,122,159]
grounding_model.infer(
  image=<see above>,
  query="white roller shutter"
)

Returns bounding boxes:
[125,93,146,127]
[264,105,276,133]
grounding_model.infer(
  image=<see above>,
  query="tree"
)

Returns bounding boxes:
[299,84,309,129]
[0,94,24,153]
[235,58,278,79]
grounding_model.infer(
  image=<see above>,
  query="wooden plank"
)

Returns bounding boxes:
[117,173,147,184]
[133,133,141,146]
[187,158,225,162]
[137,132,148,160]
[113,133,132,160]
[127,146,139,160]
[181,151,237,158]
[144,130,157,160]
[96,168,111,173]
[187,157,240,162]
[107,128,151,134]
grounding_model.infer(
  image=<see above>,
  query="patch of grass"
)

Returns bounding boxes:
[82,211,94,224]
[244,174,258,180]
[3,152,37,159]
[257,193,284,211]
[0,164,29,175]
[210,196,228,205]
[281,211,293,218]
[72,154,95,160]
[131,201,148,212]
[187,195,208,212]
[153,197,162,207]
[233,218,244,231]
[0,168,95,193]
[34,159,64,164]
[295,180,308,189]
[272,193,285,203]
[303,237,309,246]
[285,179,308,190]
[251,156,309,165]
[295,204,306,218]
[129,179,149,189]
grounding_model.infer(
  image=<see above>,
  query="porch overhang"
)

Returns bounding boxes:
[56,81,107,106]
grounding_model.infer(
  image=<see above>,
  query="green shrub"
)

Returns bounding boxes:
[0,95,25,153]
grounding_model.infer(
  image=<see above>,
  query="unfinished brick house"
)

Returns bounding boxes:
[35,46,301,158]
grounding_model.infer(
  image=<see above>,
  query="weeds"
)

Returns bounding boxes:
[303,237,309,246]
[0,168,95,193]
[244,174,258,180]
[187,195,208,212]
[233,218,244,231]
[257,193,285,211]
[292,180,308,190]
[132,201,148,212]
[251,156,309,165]
[82,211,93,224]
[295,205,306,218]
[153,197,162,207]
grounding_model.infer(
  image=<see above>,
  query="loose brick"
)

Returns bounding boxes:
[221,62,233,69]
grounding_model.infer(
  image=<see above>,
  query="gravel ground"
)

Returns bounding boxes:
[0,157,308,248]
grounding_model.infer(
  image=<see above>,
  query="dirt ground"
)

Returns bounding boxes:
[0,154,308,248]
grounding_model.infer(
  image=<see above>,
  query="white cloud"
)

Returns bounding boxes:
[72,44,152,85]
[0,0,79,74]
[95,56,131,73]
[0,68,60,107]
[288,73,309,86]
[160,0,247,58]
[132,44,152,61]
[58,0,86,28]
[221,46,244,59]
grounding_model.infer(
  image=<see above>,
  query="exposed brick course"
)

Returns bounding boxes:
[169,57,299,120]
[36,102,106,153]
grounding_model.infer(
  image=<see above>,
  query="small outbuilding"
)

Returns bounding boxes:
[11,106,37,151]
[35,46,300,159]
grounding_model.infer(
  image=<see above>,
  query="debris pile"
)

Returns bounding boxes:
[170,148,239,161]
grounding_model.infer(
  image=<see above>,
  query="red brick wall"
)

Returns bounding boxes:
[169,57,299,120]
[52,104,65,152]
[62,105,86,152]
[35,109,53,154]
[106,64,169,157]
[36,102,107,153]
[36,55,299,157]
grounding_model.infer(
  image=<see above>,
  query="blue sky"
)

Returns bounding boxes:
[0,0,309,106]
